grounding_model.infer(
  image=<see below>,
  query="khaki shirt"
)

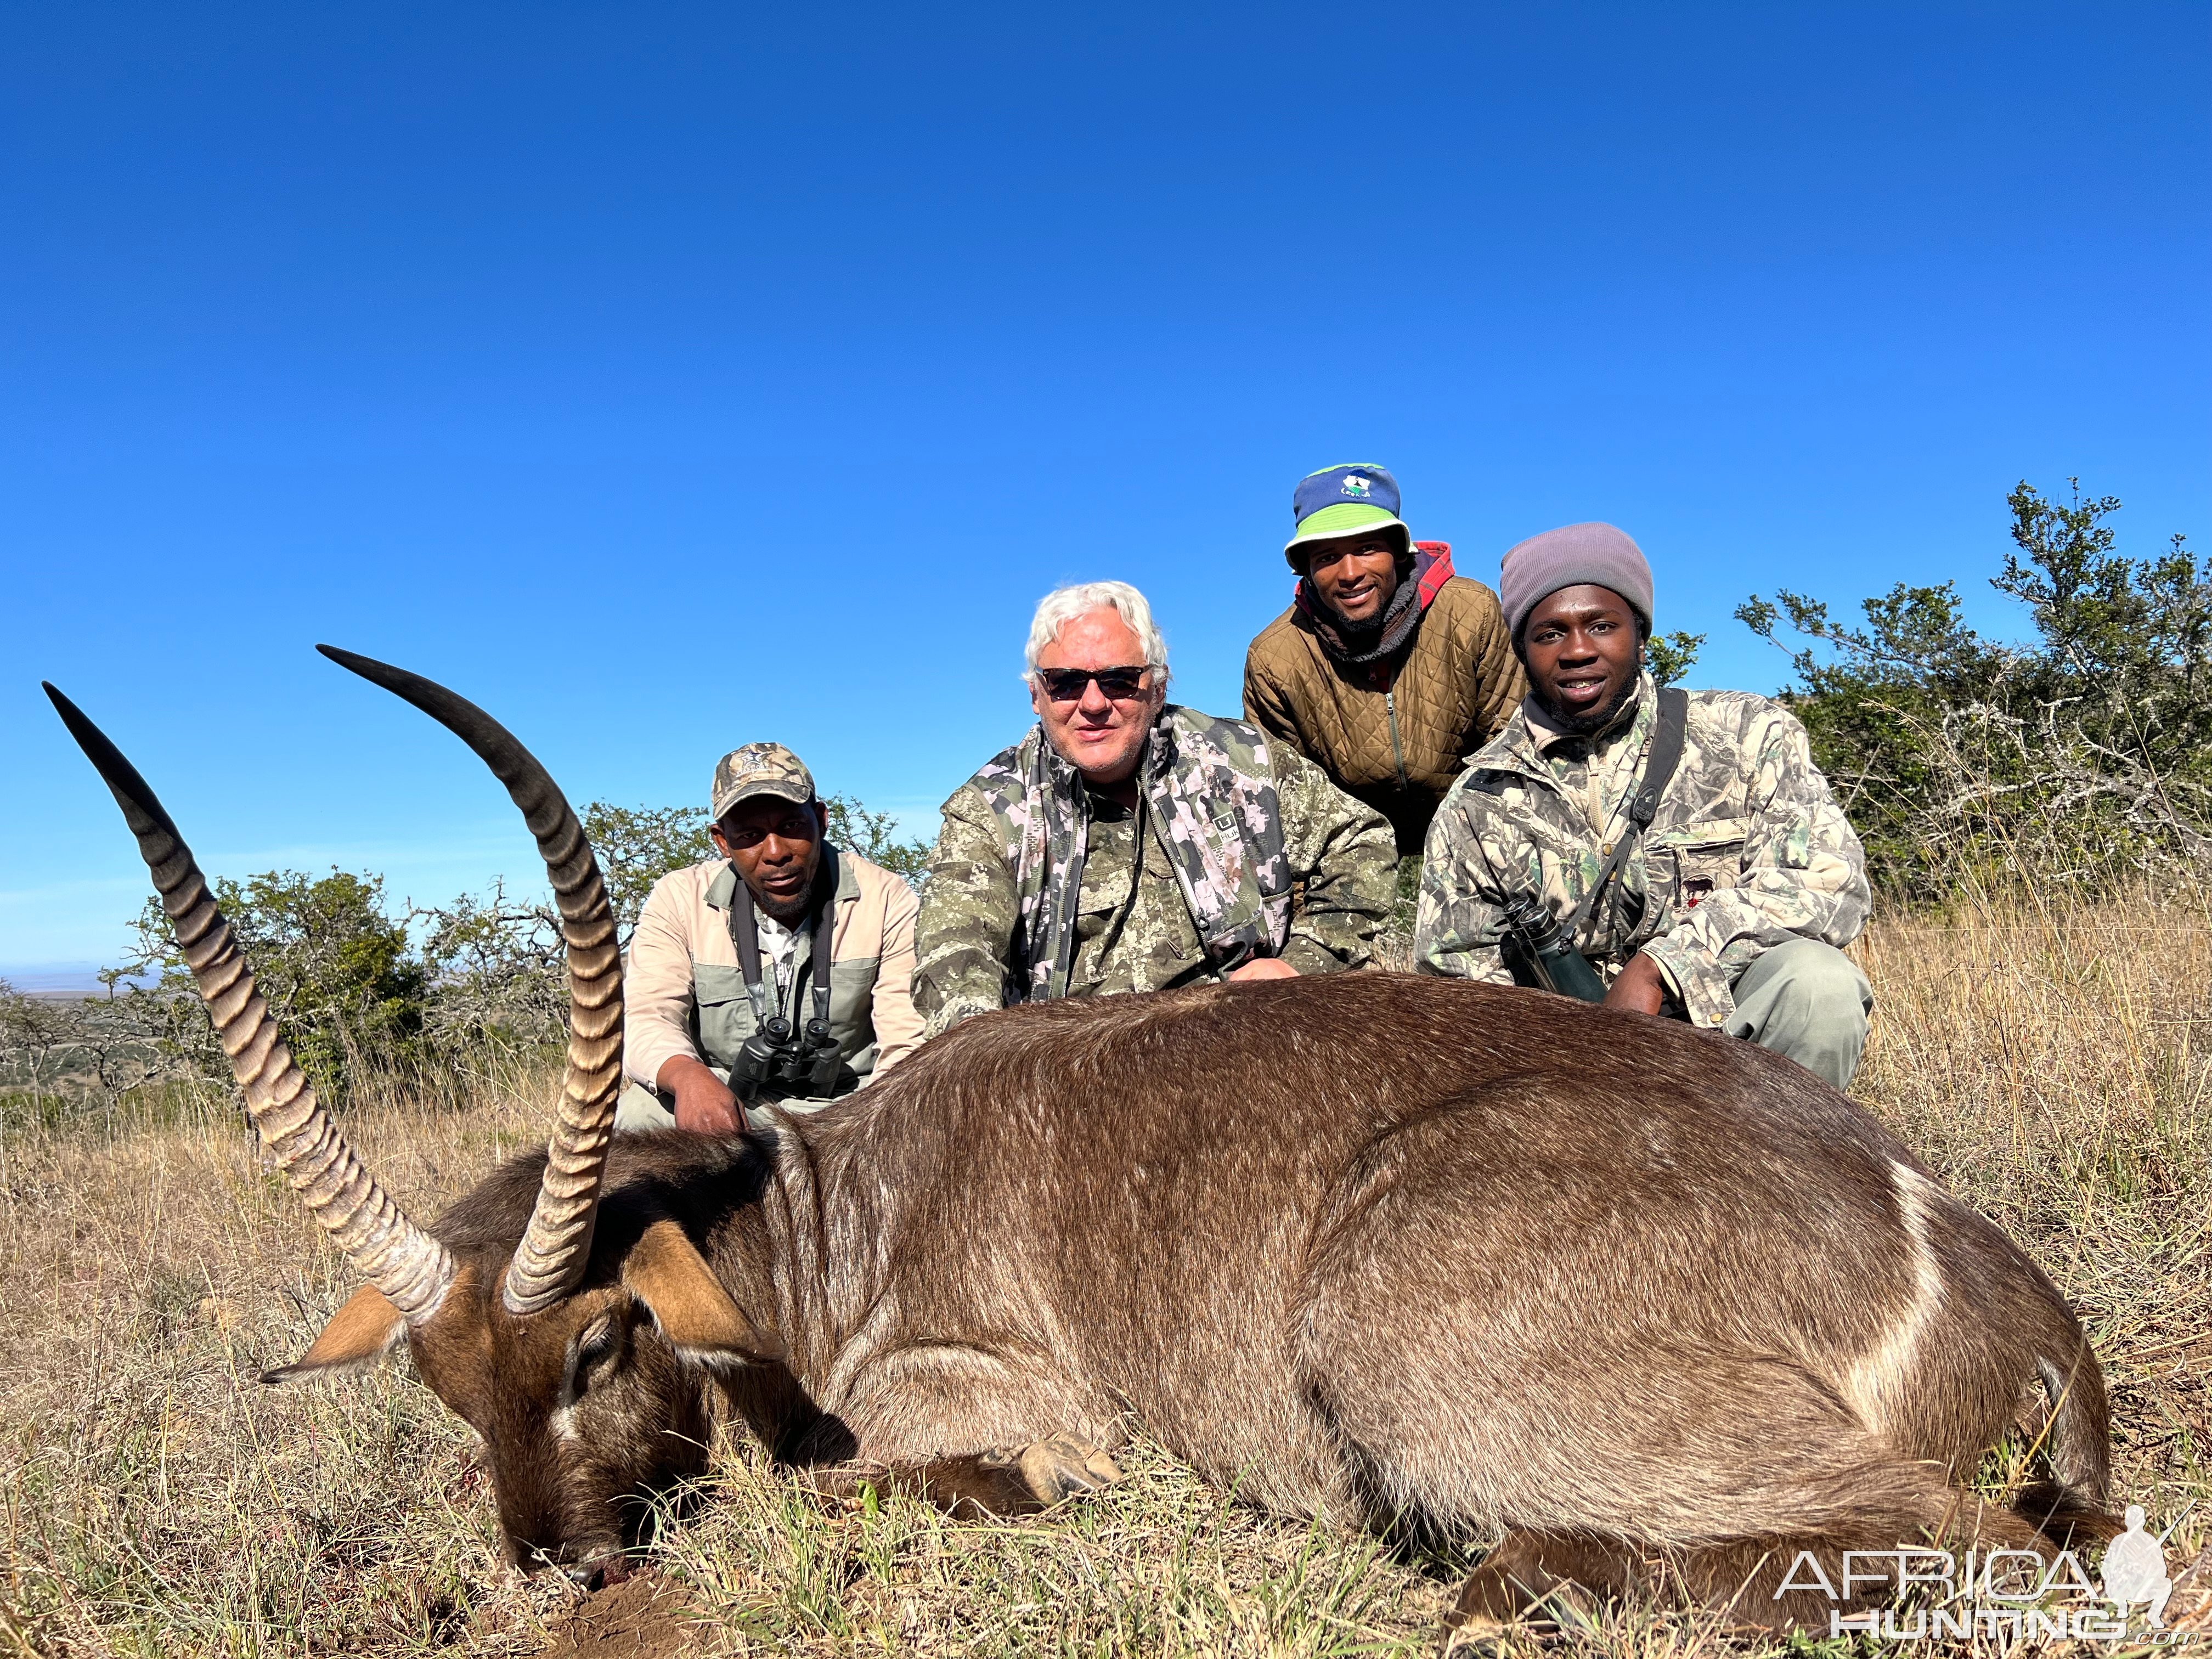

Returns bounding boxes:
[623,844,924,1099]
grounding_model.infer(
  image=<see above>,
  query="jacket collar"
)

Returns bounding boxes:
[1477,672,1658,781]
[705,842,855,913]
[1290,541,1456,667]
[1025,704,1187,803]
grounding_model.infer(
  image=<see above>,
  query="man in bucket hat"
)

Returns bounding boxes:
[1413,523,1875,1088]
[617,741,924,1133]
[1244,463,1523,857]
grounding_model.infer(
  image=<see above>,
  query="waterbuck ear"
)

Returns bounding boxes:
[622,1220,785,1365]
[260,1284,408,1384]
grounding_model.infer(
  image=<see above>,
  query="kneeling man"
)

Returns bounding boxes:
[620,742,922,1133]
[1414,524,1874,1088]
[915,580,1396,1037]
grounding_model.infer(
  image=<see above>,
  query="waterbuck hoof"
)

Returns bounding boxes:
[1002,1433,1122,1505]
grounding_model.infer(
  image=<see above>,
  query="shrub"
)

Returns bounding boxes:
[1739,480,2206,899]
[120,868,427,1096]
[94,794,935,1102]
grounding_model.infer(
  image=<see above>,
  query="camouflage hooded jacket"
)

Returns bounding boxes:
[915,706,1396,1037]
[1412,673,1870,1028]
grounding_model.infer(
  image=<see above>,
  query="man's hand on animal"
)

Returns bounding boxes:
[658,1055,742,1136]
[615,740,926,1136]
[1227,957,1299,982]
[1601,951,1669,1015]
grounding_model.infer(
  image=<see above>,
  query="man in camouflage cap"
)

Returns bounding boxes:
[618,741,923,1133]
[1413,523,1875,1088]
[913,580,1397,1037]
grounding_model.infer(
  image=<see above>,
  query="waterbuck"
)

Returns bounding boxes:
[47,651,2112,1632]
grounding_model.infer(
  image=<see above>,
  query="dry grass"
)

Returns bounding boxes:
[1,898,2208,1656]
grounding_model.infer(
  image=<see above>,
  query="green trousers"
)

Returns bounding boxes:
[1720,937,1874,1091]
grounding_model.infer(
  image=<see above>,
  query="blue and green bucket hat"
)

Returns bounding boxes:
[1283,463,1410,569]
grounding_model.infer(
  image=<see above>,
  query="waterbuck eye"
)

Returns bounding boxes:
[575,1317,618,1368]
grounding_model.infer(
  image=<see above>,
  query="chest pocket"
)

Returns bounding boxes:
[690,962,758,1072]
[1650,816,1751,912]
[697,953,883,1077]
[827,957,879,1067]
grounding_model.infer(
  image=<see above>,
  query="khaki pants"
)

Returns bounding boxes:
[614,1073,843,1134]
[1722,938,1874,1091]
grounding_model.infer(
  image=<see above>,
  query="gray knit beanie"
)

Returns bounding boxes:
[1499,522,1653,640]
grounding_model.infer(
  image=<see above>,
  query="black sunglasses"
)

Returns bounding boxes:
[1036,665,1150,703]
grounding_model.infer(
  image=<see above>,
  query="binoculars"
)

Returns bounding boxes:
[727,1013,848,1101]
[1498,891,1607,1003]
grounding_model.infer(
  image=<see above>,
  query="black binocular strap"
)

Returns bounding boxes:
[727,867,836,1029]
[1568,686,1690,943]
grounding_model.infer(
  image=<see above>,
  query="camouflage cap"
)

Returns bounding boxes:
[711,742,816,820]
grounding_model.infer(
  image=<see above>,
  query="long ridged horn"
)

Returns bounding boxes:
[44,683,458,1323]
[315,646,622,1316]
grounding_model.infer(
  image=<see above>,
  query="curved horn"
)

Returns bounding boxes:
[315,646,622,1316]
[43,684,457,1323]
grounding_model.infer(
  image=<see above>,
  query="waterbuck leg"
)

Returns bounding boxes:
[1446,1530,1647,1632]
[1448,1487,2072,1641]
[800,1432,1122,1519]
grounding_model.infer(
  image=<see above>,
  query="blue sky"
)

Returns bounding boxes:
[5,2,2207,975]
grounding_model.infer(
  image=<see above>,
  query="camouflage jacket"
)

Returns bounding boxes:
[1412,674,1870,1027]
[915,706,1396,1037]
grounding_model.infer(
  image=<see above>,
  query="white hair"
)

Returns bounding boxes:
[1023,581,1170,685]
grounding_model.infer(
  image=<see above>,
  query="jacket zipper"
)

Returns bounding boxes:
[1384,688,1409,788]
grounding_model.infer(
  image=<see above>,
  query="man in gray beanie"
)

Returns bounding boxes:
[1412,522,1876,1089]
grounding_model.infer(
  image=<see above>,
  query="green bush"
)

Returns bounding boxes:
[123,868,427,1095]
[1740,480,2206,899]
[102,793,934,1102]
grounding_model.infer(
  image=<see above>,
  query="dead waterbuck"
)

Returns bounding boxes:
[47,654,2113,1631]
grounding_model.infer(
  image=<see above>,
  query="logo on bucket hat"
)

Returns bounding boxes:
[711,742,816,821]
[1284,462,1409,568]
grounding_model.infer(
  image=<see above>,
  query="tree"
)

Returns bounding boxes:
[1646,629,1706,689]
[0,979,77,1096]
[582,803,716,949]
[125,868,426,1094]
[822,793,932,883]
[1738,481,2206,897]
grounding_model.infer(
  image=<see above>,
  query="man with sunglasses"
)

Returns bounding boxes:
[1243,463,1523,858]
[913,580,1396,1038]
[617,742,924,1133]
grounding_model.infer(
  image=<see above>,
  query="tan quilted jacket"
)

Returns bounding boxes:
[1244,572,1525,854]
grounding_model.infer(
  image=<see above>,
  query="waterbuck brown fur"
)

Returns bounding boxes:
[49,656,2112,1634]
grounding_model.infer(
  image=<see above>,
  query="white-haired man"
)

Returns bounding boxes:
[913,580,1397,1037]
